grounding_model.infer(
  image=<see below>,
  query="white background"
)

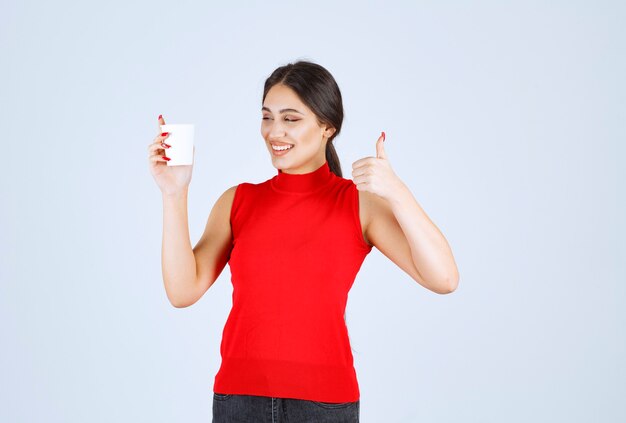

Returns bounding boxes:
[1,0,624,421]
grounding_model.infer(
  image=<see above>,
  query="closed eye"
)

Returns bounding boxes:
[262,117,299,122]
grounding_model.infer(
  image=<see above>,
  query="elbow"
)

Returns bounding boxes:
[413,265,459,295]
[166,291,194,309]
[164,276,201,308]
[168,296,188,308]
[442,282,457,295]
[428,272,459,295]
[441,272,459,294]
[171,300,189,309]
[171,298,197,308]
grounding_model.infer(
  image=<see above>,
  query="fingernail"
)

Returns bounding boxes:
[158,114,162,120]
[161,132,169,136]
[382,131,386,142]
[162,143,171,148]
[162,156,170,161]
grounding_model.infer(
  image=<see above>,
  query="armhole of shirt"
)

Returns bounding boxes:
[352,183,373,251]
[230,183,244,230]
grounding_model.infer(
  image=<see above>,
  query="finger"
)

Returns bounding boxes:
[376,131,386,159]
[353,179,369,191]
[352,156,375,170]
[149,153,170,163]
[149,133,171,148]
[148,137,171,153]
[155,134,171,147]
[148,146,166,160]
[148,141,170,155]
[351,166,369,178]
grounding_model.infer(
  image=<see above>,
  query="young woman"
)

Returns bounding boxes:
[148,60,459,422]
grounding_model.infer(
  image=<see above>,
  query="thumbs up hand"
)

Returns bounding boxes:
[351,131,405,202]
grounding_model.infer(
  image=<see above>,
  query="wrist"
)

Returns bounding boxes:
[162,189,188,201]
[388,179,410,206]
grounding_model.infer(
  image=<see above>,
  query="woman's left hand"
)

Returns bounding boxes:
[351,132,405,202]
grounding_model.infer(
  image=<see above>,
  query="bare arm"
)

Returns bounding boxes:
[363,186,459,295]
[161,186,237,308]
[161,189,196,307]
[192,185,237,301]
[352,133,459,295]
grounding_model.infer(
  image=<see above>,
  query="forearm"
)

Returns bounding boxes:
[388,182,459,293]
[161,190,197,307]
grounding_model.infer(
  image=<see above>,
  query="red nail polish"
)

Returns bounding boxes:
[161,132,169,136]
[162,143,171,148]
[162,156,170,161]
[382,131,386,142]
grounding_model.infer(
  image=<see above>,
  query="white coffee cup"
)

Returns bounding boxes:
[159,124,195,166]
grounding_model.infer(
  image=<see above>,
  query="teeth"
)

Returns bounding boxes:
[272,144,293,151]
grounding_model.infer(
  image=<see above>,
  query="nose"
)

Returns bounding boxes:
[266,120,287,139]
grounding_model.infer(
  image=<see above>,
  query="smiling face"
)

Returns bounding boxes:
[261,83,336,174]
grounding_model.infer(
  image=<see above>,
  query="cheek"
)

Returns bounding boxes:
[302,125,321,142]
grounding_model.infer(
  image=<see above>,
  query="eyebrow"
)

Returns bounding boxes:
[261,106,305,115]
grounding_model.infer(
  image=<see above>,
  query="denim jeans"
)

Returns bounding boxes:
[212,392,360,422]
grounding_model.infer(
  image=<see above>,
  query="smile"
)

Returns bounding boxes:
[271,144,293,151]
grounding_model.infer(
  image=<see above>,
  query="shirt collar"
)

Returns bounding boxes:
[270,161,334,194]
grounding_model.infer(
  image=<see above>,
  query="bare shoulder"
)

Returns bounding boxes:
[196,184,238,247]
[207,185,238,219]
[222,184,238,205]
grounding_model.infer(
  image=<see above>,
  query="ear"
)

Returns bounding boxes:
[322,125,336,139]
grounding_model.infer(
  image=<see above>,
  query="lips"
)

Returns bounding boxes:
[271,143,294,156]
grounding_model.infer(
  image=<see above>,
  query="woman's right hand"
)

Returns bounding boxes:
[148,115,195,196]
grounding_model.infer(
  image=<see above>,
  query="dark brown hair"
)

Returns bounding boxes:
[262,60,344,177]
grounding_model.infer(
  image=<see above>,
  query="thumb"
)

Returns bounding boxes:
[376,131,387,159]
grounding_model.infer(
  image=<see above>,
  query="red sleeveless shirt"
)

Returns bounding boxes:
[213,161,373,402]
